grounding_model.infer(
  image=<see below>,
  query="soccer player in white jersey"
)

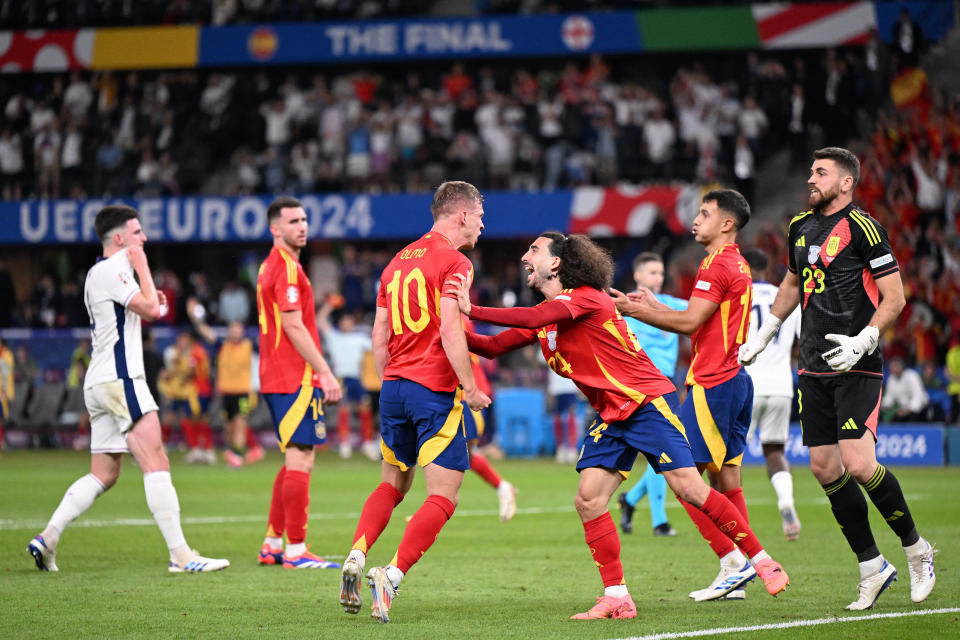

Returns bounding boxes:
[742,249,802,541]
[27,206,229,574]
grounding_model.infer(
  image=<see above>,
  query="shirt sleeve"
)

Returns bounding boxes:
[376,275,387,308]
[105,257,142,307]
[270,266,301,313]
[439,253,474,301]
[851,212,899,279]
[689,259,728,304]
[552,288,595,320]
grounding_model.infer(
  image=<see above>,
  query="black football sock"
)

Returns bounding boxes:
[823,471,880,562]
[861,464,920,547]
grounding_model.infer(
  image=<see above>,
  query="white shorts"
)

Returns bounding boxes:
[85,378,159,454]
[748,395,792,445]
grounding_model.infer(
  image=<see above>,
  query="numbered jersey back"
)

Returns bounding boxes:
[377,232,473,393]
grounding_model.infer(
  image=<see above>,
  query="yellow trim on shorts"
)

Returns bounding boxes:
[651,395,687,440]
[471,408,485,438]
[418,387,464,467]
[727,453,743,466]
[1,395,8,418]
[381,439,410,472]
[188,390,200,416]
[692,384,726,472]
[277,381,314,453]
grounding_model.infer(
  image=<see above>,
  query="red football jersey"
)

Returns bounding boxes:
[685,243,752,389]
[377,232,473,392]
[256,246,322,394]
[190,343,212,397]
[534,286,675,423]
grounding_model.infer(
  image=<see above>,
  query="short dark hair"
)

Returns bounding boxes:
[742,248,768,274]
[703,189,750,230]
[94,205,139,242]
[267,196,304,223]
[813,146,860,186]
[539,231,613,291]
[632,251,663,273]
[430,181,483,221]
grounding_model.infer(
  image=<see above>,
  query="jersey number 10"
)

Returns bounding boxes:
[386,268,431,335]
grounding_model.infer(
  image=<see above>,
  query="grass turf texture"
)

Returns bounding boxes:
[1,449,956,639]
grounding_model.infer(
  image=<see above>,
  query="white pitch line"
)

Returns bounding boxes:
[0,505,577,531]
[615,607,960,640]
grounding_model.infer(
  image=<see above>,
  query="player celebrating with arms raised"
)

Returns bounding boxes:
[739,147,936,610]
[339,181,491,624]
[446,231,788,620]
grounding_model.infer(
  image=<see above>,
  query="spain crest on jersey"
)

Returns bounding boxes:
[808,245,821,264]
[826,236,841,257]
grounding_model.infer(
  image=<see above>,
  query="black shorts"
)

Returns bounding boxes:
[222,394,251,420]
[797,375,882,447]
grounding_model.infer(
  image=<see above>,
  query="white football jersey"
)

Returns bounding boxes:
[83,250,146,388]
[547,366,579,395]
[745,281,800,398]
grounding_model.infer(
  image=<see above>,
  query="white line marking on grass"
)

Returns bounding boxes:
[0,505,577,531]
[616,607,960,640]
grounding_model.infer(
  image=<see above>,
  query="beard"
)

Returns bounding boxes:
[809,184,840,211]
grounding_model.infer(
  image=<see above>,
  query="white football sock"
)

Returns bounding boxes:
[285,542,306,557]
[604,584,629,598]
[903,537,927,557]
[770,470,795,512]
[264,536,283,548]
[720,548,747,568]
[385,565,404,589]
[749,550,771,565]
[45,473,107,548]
[859,555,885,579]
[347,549,366,569]
[143,471,188,552]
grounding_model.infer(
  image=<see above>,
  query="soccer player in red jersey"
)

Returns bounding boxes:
[256,196,343,570]
[612,189,763,602]
[446,231,788,619]
[339,181,491,624]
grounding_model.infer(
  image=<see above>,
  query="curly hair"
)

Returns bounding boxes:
[539,231,613,291]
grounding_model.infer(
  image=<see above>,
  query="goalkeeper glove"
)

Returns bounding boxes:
[821,325,879,372]
[738,314,781,365]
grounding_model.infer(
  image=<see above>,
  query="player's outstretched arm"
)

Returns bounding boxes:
[439,297,490,411]
[740,271,801,366]
[279,309,342,404]
[465,328,537,360]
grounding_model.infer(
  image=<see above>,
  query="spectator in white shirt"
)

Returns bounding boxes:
[882,357,931,422]
[0,129,25,200]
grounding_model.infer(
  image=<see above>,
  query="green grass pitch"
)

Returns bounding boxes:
[1,449,956,639]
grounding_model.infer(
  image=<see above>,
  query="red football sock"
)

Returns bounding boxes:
[700,488,763,558]
[245,425,260,450]
[567,412,579,448]
[338,410,351,446]
[723,487,749,526]
[678,495,736,558]
[181,418,198,448]
[160,422,172,444]
[283,469,311,545]
[266,466,286,539]
[394,494,455,573]
[195,419,213,449]
[352,482,405,553]
[469,452,502,488]
[359,407,374,442]
[583,512,624,587]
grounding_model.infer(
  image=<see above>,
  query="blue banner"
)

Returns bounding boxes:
[0,192,572,245]
[741,424,945,466]
[199,12,642,66]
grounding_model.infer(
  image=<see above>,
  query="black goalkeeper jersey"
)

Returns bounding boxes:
[787,202,899,378]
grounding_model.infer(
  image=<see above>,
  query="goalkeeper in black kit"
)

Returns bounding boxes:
[738,147,936,611]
